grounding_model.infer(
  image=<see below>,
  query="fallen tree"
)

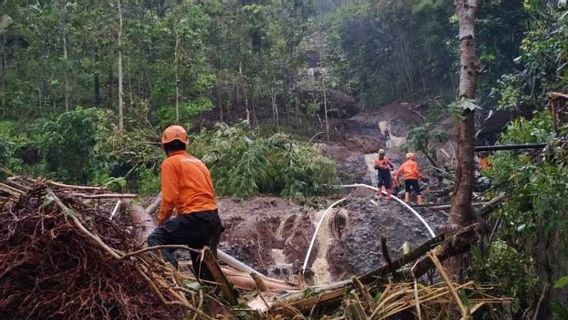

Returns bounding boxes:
[0,178,208,319]
[1,176,511,319]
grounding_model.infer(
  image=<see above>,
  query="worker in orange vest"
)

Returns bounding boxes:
[147,125,223,282]
[374,149,394,199]
[479,152,491,171]
[393,153,427,205]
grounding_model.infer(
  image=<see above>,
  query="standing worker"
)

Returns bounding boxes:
[393,153,427,205]
[374,149,394,199]
[148,125,223,282]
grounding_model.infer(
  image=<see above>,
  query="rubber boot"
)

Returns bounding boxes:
[417,195,424,205]
[404,192,410,203]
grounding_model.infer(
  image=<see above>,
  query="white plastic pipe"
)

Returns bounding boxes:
[337,184,436,238]
[109,200,121,221]
[217,249,269,278]
[301,197,349,274]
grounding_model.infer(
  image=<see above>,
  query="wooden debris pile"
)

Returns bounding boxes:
[0,177,201,320]
[1,175,512,319]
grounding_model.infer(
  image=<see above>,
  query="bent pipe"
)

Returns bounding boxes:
[336,184,436,238]
[301,197,349,280]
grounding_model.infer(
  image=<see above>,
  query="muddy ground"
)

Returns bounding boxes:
[217,102,453,286]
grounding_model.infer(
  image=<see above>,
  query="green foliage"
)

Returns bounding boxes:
[136,166,161,196]
[156,97,214,130]
[406,121,449,164]
[470,241,537,302]
[497,111,553,144]
[190,123,337,199]
[490,4,568,111]
[0,137,11,168]
[555,276,568,289]
[491,74,531,111]
[483,110,568,314]
[39,107,113,183]
[326,0,456,106]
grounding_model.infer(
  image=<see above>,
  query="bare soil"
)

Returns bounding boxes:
[216,102,452,285]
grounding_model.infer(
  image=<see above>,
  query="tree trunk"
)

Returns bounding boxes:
[117,0,124,132]
[62,3,70,112]
[319,47,329,141]
[217,73,223,123]
[1,34,6,109]
[449,0,479,229]
[271,84,279,132]
[174,34,180,122]
[239,63,250,125]
[107,67,113,105]
[94,71,101,106]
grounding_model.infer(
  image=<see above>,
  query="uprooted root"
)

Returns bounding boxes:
[0,179,190,320]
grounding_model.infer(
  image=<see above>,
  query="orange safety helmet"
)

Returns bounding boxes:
[161,125,189,144]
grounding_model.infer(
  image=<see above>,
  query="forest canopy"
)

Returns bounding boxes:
[1,0,568,318]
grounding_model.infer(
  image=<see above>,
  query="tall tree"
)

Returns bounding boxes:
[449,0,480,228]
[116,0,124,132]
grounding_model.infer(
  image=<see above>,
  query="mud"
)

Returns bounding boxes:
[213,101,453,285]
[218,197,315,280]
[327,192,446,278]
[215,192,445,285]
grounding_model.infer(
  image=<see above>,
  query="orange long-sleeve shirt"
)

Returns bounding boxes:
[394,159,422,181]
[158,150,217,225]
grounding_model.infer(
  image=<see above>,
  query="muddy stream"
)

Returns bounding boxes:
[213,103,451,284]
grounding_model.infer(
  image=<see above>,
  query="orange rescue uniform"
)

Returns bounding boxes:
[394,159,422,181]
[158,150,217,225]
[479,157,491,171]
[374,157,393,170]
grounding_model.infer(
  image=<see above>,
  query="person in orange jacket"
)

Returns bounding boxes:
[393,153,427,205]
[147,125,223,282]
[479,152,491,171]
[374,149,394,199]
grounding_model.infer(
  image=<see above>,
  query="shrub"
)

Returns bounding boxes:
[190,123,338,198]
[39,107,113,184]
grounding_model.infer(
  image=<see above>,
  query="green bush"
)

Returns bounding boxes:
[39,107,113,184]
[190,123,338,199]
[481,110,568,315]
[137,166,161,196]
[471,241,537,304]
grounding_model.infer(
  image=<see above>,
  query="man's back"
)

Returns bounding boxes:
[159,150,217,223]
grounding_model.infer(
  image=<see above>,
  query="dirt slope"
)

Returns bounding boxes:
[216,101,451,285]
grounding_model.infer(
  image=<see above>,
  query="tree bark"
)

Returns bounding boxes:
[94,71,101,106]
[321,51,329,141]
[62,2,70,112]
[239,63,250,125]
[1,33,6,110]
[117,0,124,132]
[271,83,279,132]
[449,0,479,228]
[174,34,180,122]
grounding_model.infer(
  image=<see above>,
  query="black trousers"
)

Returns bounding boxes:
[377,168,392,189]
[147,210,223,282]
[404,179,421,195]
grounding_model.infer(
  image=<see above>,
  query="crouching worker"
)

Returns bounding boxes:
[148,125,223,282]
[393,153,427,205]
[374,149,394,199]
